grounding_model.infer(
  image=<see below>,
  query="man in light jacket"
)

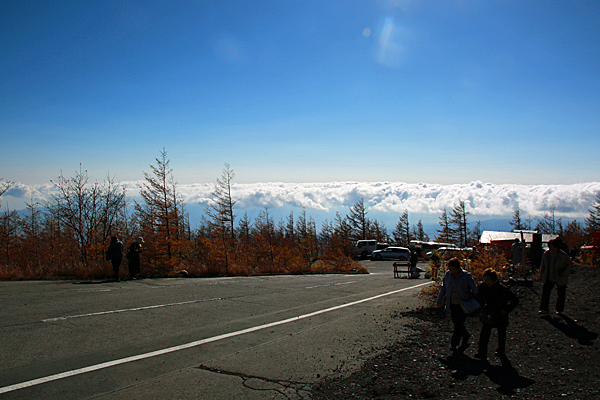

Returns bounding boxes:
[437,257,478,352]
[539,237,573,315]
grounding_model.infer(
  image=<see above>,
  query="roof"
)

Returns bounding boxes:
[479,231,559,244]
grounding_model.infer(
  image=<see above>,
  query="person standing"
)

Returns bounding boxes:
[539,237,573,315]
[511,238,523,268]
[127,237,144,280]
[106,236,123,281]
[409,251,420,278]
[437,257,478,352]
[474,268,519,361]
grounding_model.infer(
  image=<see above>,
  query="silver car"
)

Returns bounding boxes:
[371,246,410,261]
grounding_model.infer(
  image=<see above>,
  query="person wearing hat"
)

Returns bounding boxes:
[127,237,144,280]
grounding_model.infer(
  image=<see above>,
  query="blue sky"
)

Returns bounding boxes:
[2,0,600,186]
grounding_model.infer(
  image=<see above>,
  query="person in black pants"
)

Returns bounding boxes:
[106,236,123,281]
[539,237,572,315]
[127,237,144,280]
[474,268,519,361]
[437,258,478,352]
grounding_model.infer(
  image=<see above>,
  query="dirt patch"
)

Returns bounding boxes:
[313,266,600,399]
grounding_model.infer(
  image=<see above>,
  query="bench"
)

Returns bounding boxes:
[393,261,412,278]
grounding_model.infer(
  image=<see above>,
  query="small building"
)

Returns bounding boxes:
[479,231,558,245]
[479,230,558,267]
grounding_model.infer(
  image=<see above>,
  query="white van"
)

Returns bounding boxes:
[354,240,389,259]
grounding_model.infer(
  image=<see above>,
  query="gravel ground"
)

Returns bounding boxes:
[312,265,600,399]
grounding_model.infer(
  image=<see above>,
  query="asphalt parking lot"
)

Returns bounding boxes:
[0,261,431,399]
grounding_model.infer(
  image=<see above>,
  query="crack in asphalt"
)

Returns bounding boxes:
[196,364,312,399]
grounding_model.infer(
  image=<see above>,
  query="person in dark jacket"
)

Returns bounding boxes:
[127,237,144,280]
[106,236,123,281]
[409,251,420,278]
[437,257,478,352]
[474,268,519,361]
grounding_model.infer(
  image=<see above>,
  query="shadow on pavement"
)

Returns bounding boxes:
[542,314,598,345]
[484,355,535,396]
[439,352,486,381]
[440,353,535,395]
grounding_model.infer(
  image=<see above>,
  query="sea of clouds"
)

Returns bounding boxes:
[4,181,599,226]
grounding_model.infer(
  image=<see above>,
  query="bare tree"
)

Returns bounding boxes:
[285,212,295,241]
[206,163,236,273]
[509,206,526,231]
[347,198,370,241]
[585,193,600,234]
[415,220,429,242]
[0,178,14,199]
[436,209,453,244]
[393,210,410,246]
[49,165,126,266]
[236,211,252,267]
[451,201,469,247]
[253,208,275,270]
[207,163,236,243]
[136,149,183,261]
[563,220,586,251]
[19,200,44,269]
[469,220,482,246]
[0,206,19,265]
[536,205,557,234]
[370,219,388,243]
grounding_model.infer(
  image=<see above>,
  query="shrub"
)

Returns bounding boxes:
[468,247,509,282]
[311,255,367,274]
[578,251,600,268]
[418,247,509,305]
[416,252,444,306]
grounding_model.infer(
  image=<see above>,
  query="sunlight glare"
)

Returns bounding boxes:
[376,16,405,68]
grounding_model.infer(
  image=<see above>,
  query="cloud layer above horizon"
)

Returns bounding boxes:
[3,181,599,221]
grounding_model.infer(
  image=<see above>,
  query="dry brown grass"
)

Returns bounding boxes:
[311,256,367,274]
[578,252,600,268]
[0,261,111,280]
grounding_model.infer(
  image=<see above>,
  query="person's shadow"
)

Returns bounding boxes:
[484,354,535,396]
[440,352,535,396]
[542,314,598,345]
[439,352,486,381]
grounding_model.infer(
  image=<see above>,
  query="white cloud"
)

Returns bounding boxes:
[2,180,599,220]
[2,182,57,208]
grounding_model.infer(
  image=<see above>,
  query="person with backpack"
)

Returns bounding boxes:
[127,237,144,280]
[106,236,123,281]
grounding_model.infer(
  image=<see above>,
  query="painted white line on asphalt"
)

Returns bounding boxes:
[41,298,223,322]
[305,281,356,289]
[0,281,432,395]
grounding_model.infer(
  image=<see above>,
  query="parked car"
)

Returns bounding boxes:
[371,246,410,261]
[354,240,389,259]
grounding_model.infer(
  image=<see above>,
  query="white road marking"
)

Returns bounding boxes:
[305,281,356,289]
[41,298,222,322]
[0,281,432,395]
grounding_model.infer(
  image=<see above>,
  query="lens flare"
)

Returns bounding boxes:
[376,16,405,68]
